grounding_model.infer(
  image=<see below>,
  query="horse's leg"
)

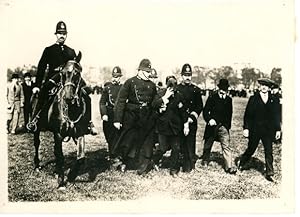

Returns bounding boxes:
[33,130,41,171]
[67,136,86,182]
[53,132,65,188]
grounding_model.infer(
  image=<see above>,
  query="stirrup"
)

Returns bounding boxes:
[26,116,39,132]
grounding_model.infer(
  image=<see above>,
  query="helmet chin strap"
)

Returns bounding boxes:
[138,70,150,81]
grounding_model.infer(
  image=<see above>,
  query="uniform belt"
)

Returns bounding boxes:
[126,102,150,110]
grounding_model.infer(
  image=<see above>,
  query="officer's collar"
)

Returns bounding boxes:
[181,81,192,85]
[112,80,120,85]
[56,42,65,46]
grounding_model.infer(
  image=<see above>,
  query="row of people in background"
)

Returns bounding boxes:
[7,72,34,134]
[99,59,281,182]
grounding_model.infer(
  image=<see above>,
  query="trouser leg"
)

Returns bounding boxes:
[261,135,274,176]
[11,109,20,133]
[240,132,260,166]
[169,136,180,171]
[202,137,215,162]
[218,126,234,170]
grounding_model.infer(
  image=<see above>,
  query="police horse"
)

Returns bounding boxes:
[29,52,88,189]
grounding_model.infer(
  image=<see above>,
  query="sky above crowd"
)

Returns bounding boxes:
[0,0,294,79]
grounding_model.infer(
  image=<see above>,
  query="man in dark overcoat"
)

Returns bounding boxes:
[201,79,237,174]
[177,64,203,172]
[99,66,123,158]
[237,78,281,182]
[26,21,96,135]
[112,59,173,175]
[152,75,188,175]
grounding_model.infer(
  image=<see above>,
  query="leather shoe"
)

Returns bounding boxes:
[88,122,98,135]
[236,159,245,171]
[266,175,274,182]
[137,160,153,175]
[201,160,208,167]
[226,167,237,175]
[170,169,179,176]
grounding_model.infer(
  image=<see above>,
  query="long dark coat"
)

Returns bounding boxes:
[243,92,281,135]
[203,92,232,140]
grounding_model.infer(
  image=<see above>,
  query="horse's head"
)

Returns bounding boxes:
[61,52,82,104]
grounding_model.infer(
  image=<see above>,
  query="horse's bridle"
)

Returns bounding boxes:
[60,60,86,136]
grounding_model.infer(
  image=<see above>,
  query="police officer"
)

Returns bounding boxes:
[112,59,173,175]
[177,64,203,172]
[27,21,97,135]
[99,66,123,158]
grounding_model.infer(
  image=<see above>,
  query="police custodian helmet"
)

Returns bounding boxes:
[181,63,192,76]
[55,21,67,34]
[112,66,122,77]
[138,59,152,72]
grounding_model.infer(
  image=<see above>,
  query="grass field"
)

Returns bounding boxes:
[7,94,282,201]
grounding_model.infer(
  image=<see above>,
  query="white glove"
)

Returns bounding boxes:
[243,129,249,138]
[275,131,281,140]
[159,104,167,113]
[102,115,108,122]
[113,122,122,130]
[162,88,174,104]
[183,122,190,136]
[208,119,217,126]
[32,87,40,94]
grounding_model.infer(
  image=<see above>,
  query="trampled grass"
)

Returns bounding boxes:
[7,95,282,201]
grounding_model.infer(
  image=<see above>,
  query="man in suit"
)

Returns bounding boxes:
[7,73,24,134]
[99,66,123,159]
[21,72,33,129]
[112,59,173,175]
[237,78,281,182]
[177,64,203,172]
[201,79,237,174]
[26,21,97,135]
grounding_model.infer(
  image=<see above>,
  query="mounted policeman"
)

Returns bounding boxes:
[27,21,97,135]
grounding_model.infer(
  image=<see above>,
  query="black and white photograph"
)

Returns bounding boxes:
[0,0,296,214]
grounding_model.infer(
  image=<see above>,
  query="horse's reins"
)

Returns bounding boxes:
[61,66,86,141]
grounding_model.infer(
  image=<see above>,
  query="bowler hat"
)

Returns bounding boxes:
[24,72,32,78]
[112,66,122,77]
[217,79,230,90]
[181,64,192,76]
[11,73,19,79]
[55,21,67,34]
[257,78,275,87]
[138,59,152,72]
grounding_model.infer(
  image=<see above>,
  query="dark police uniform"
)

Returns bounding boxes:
[35,43,76,88]
[112,76,159,169]
[99,67,123,156]
[112,59,161,174]
[177,64,203,172]
[28,21,95,134]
